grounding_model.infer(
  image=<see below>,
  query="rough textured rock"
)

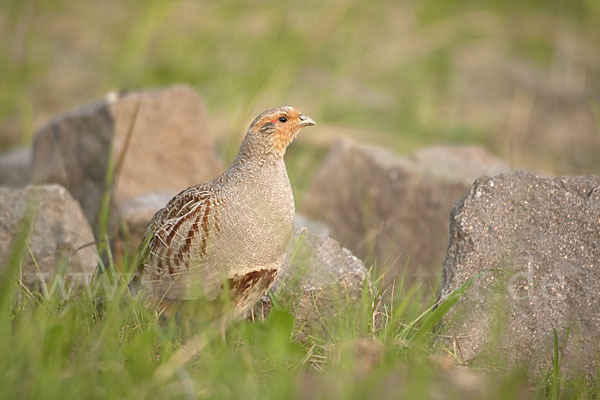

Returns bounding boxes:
[0,146,32,187]
[31,85,223,229]
[438,171,600,376]
[293,214,330,237]
[0,185,98,292]
[256,225,369,336]
[302,139,509,289]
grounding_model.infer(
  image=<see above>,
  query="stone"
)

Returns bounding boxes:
[0,185,98,294]
[293,214,330,237]
[31,85,223,230]
[437,171,600,376]
[301,139,509,290]
[256,225,369,336]
[31,99,113,227]
[0,146,32,187]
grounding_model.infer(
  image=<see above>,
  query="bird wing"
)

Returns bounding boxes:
[136,184,214,277]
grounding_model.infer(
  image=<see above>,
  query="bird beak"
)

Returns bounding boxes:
[298,114,316,127]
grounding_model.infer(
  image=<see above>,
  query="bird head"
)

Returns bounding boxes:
[247,106,316,157]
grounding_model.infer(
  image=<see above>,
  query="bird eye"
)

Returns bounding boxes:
[278,116,288,123]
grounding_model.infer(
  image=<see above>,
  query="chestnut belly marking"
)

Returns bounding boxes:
[228,269,278,305]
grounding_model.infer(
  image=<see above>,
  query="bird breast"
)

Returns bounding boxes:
[195,166,293,304]
[215,160,295,273]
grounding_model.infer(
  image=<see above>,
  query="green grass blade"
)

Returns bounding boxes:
[404,271,483,343]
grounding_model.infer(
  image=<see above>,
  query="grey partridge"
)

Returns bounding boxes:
[133,106,315,317]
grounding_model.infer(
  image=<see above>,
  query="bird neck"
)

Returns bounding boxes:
[235,132,284,163]
[226,134,286,179]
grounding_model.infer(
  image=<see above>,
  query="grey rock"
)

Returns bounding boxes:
[31,100,113,227]
[302,139,509,290]
[0,185,98,294]
[0,146,32,188]
[437,171,600,376]
[31,85,223,230]
[293,214,330,237]
[256,225,369,336]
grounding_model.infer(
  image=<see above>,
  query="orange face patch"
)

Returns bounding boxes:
[251,108,302,155]
[248,107,314,156]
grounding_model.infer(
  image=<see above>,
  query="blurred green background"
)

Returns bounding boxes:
[2,0,599,194]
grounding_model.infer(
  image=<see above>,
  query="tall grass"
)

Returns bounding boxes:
[0,176,597,398]
[3,222,597,399]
